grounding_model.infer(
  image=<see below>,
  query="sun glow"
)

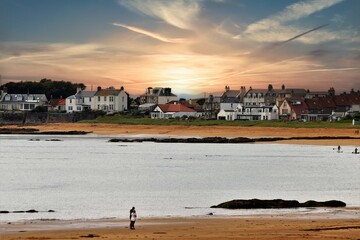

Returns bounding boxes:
[159,67,209,94]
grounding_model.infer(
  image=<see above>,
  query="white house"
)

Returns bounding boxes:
[93,87,128,112]
[218,104,279,121]
[243,88,267,106]
[0,90,48,111]
[66,88,96,113]
[151,103,202,119]
[140,87,177,105]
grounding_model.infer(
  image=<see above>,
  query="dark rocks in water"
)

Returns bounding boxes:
[211,199,346,209]
[299,200,346,208]
[211,199,300,209]
[25,209,38,213]
[108,136,360,144]
[1,209,55,214]
[45,139,62,141]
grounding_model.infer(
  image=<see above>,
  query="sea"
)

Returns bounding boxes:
[0,134,359,222]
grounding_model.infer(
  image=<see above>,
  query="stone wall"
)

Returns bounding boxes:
[0,112,98,125]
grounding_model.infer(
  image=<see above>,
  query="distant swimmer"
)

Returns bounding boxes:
[353,147,358,154]
[337,145,341,153]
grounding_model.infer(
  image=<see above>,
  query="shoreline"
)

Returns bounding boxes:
[2,211,360,240]
[2,123,360,146]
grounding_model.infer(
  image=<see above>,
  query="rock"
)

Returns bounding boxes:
[0,211,10,214]
[300,200,346,208]
[25,209,38,213]
[48,210,55,212]
[13,211,25,213]
[211,199,346,209]
[211,199,300,209]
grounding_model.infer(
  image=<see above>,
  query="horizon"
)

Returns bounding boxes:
[1,0,359,95]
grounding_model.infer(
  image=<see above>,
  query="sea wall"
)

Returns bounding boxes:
[0,112,98,125]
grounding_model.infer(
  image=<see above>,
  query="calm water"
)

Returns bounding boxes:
[0,134,359,222]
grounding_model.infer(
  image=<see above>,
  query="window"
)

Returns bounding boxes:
[104,96,107,101]
[89,98,92,102]
[110,96,114,102]
[77,106,82,111]
[70,99,72,104]
[17,95,22,101]
[122,96,124,102]
[109,105,114,110]
[97,105,100,110]
[68,106,73,110]
[98,96,101,101]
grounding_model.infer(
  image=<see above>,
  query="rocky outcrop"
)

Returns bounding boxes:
[0,209,55,214]
[211,199,346,209]
[0,127,90,135]
[108,136,360,144]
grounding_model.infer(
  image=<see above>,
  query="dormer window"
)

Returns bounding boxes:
[28,96,34,100]
[17,95,23,101]
[5,95,11,101]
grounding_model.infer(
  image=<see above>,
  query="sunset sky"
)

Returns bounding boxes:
[1,0,359,96]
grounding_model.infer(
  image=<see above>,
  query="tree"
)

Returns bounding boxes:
[268,84,273,91]
[0,79,86,99]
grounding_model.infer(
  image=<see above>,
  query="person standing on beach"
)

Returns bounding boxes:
[129,207,137,230]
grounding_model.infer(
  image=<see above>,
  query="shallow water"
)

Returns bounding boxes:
[0,134,359,222]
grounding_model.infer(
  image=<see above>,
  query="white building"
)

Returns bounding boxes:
[0,90,48,111]
[66,88,96,113]
[140,87,177,105]
[218,104,279,121]
[151,103,202,119]
[93,87,128,112]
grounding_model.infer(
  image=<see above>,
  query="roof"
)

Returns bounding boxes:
[156,104,196,113]
[95,89,125,96]
[49,99,66,105]
[68,91,96,99]
[2,93,48,102]
[285,98,308,115]
[222,90,240,98]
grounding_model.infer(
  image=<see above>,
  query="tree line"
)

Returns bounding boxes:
[0,79,86,100]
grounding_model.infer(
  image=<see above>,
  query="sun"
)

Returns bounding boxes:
[159,67,207,94]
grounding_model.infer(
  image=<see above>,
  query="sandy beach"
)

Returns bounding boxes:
[2,213,360,240]
[1,123,360,239]
[4,122,360,146]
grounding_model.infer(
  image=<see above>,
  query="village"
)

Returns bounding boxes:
[0,84,360,123]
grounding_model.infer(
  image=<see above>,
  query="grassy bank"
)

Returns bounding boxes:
[81,116,359,129]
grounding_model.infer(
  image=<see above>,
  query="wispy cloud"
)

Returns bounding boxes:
[235,0,345,44]
[245,0,343,33]
[112,22,184,43]
[118,0,200,30]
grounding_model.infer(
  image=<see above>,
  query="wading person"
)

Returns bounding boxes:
[129,207,137,230]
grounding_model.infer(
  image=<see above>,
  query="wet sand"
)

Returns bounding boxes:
[3,123,360,146]
[2,213,360,240]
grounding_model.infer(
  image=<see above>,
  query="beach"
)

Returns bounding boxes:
[1,123,360,239]
[2,214,360,240]
[4,122,360,146]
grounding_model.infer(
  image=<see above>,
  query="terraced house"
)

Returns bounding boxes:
[66,86,129,113]
[94,87,128,112]
[0,89,48,111]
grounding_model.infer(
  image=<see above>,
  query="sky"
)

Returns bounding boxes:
[0,0,359,96]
